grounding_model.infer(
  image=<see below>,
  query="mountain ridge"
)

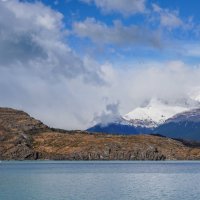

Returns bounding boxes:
[0,108,200,160]
[1,107,200,160]
[88,99,200,141]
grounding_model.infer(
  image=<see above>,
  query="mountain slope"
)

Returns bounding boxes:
[155,108,200,140]
[0,107,48,134]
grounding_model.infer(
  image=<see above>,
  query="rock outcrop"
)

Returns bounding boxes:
[1,107,200,160]
[0,108,48,134]
[0,107,48,160]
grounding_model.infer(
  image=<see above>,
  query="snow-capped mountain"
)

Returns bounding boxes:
[87,97,200,140]
[123,98,191,128]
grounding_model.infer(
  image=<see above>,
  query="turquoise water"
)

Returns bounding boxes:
[1,161,200,200]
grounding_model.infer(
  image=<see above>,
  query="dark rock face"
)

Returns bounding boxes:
[0,107,49,160]
[42,147,165,161]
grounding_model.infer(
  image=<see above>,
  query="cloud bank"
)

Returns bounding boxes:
[0,0,200,130]
[73,18,162,48]
[0,0,103,82]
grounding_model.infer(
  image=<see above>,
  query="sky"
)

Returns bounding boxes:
[1,0,200,129]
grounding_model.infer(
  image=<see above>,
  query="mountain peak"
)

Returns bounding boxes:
[123,98,191,128]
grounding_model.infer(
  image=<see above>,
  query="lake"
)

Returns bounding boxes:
[0,161,200,200]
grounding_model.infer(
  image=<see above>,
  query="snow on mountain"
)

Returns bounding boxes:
[166,108,200,123]
[123,98,191,128]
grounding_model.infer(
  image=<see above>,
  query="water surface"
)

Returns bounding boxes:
[0,161,200,200]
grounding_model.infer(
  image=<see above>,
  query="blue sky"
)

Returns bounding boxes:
[22,0,200,64]
[1,0,200,129]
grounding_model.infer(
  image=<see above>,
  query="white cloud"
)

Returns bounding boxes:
[152,4,183,29]
[92,102,121,126]
[81,0,146,16]
[167,41,200,58]
[0,0,103,83]
[73,18,162,48]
